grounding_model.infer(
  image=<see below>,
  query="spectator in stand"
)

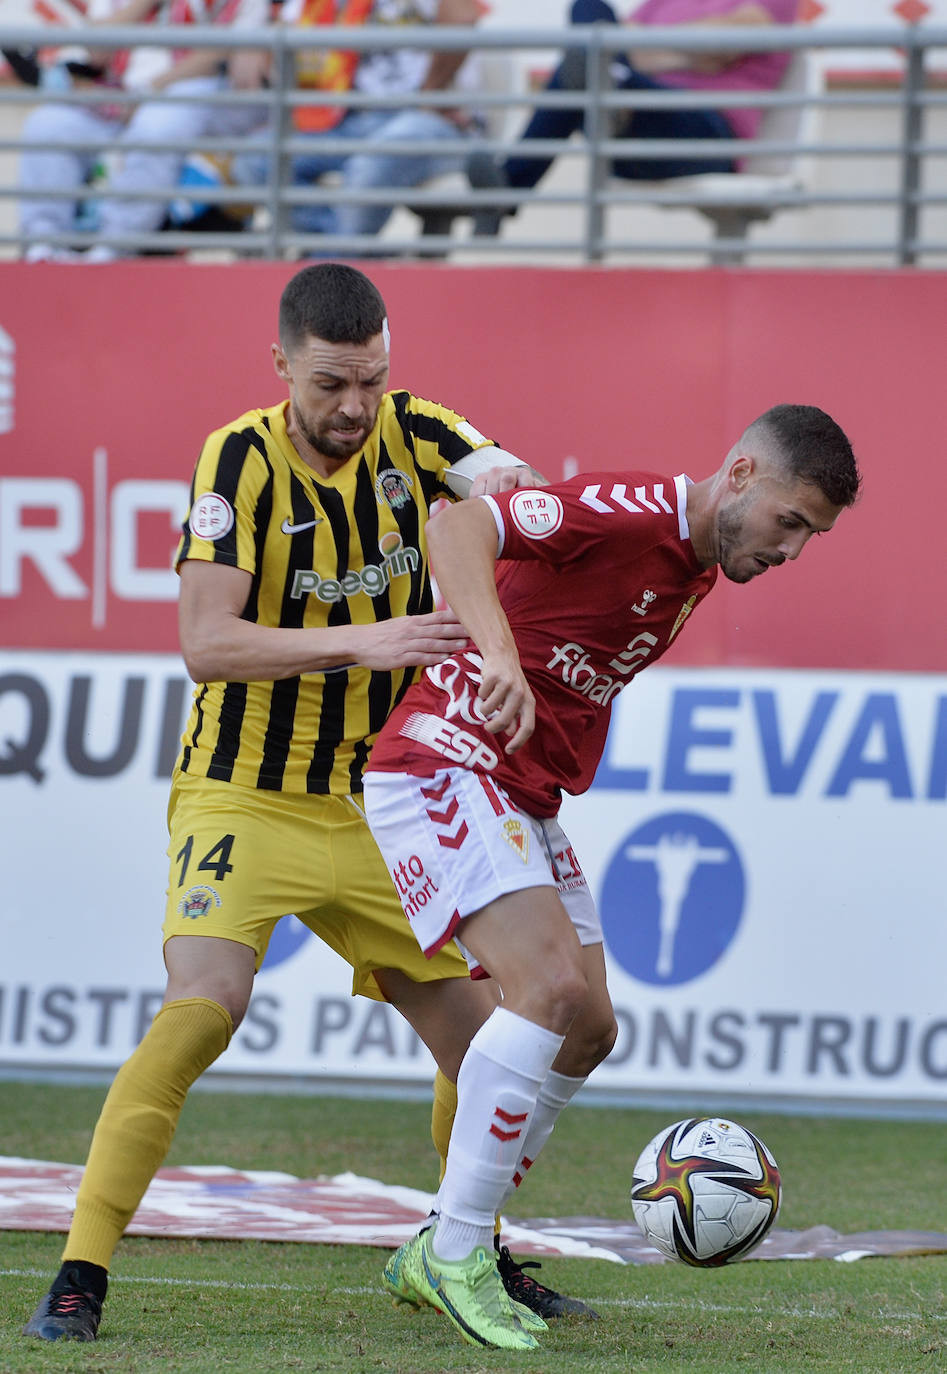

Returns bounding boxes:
[468,0,799,236]
[18,0,164,258]
[18,0,270,261]
[234,0,483,247]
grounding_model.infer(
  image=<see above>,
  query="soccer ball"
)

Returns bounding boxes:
[631,1117,781,1267]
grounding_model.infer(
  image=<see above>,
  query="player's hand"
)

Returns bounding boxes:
[348,609,469,670]
[470,464,549,497]
[476,648,535,753]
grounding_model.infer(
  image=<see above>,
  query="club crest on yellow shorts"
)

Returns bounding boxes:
[177,885,223,920]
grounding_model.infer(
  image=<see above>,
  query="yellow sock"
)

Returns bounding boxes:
[62,997,232,1269]
[431,1067,501,1240]
[431,1068,456,1186]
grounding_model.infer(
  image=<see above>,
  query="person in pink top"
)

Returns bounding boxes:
[363,403,859,1350]
[469,0,799,234]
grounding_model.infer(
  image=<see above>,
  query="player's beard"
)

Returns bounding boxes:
[293,401,375,462]
[716,491,758,584]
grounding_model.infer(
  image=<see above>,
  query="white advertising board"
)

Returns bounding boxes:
[2,653,944,1108]
[559,666,947,1107]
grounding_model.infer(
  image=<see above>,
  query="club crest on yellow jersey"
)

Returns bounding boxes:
[375,469,414,510]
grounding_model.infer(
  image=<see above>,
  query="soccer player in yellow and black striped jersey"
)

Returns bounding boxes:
[24,263,594,1345]
[175,386,493,793]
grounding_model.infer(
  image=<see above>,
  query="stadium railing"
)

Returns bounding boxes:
[0,21,945,265]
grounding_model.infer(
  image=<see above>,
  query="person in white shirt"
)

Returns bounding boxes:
[234,0,483,244]
[19,0,269,259]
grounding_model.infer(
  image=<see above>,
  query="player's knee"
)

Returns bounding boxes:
[164,976,251,1030]
[584,1012,618,1070]
[541,956,588,1032]
[557,1010,618,1077]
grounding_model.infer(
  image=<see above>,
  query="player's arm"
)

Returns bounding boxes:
[178,560,469,681]
[445,447,549,499]
[426,500,535,753]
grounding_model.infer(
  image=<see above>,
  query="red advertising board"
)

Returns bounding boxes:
[1,261,943,669]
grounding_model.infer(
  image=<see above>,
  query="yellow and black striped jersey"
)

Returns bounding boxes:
[174,392,498,794]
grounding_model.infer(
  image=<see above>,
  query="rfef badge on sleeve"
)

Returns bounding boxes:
[508,490,563,539]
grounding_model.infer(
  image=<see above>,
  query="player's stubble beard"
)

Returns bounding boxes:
[292,399,377,463]
[717,489,773,584]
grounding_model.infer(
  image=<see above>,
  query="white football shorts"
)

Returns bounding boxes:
[362,766,602,972]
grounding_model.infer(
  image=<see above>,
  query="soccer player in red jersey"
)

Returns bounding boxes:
[364,403,860,1350]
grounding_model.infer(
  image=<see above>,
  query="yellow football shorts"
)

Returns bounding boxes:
[162,771,469,1000]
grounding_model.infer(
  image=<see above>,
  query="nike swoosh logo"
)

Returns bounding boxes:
[281,517,322,535]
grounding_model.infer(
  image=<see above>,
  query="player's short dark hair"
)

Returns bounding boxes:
[749,404,861,508]
[278,263,387,352]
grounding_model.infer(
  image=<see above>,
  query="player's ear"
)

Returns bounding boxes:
[727,453,754,492]
[272,342,290,382]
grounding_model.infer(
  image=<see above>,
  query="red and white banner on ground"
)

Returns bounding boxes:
[2,1158,946,1265]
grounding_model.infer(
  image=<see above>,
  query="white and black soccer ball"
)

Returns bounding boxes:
[631,1117,781,1267]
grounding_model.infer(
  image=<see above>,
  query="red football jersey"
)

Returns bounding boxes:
[368,472,718,817]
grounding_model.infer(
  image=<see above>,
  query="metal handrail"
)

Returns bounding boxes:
[2,21,946,263]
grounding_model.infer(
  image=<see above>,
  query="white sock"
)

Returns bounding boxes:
[433,1007,564,1262]
[498,1068,586,1211]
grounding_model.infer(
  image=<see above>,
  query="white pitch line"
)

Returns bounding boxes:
[2,1270,945,1324]
[2,1268,310,1294]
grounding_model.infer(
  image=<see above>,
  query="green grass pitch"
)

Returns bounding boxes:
[0,1080,944,1372]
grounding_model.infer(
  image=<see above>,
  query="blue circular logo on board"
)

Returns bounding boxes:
[600,812,745,986]
[260,914,311,970]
